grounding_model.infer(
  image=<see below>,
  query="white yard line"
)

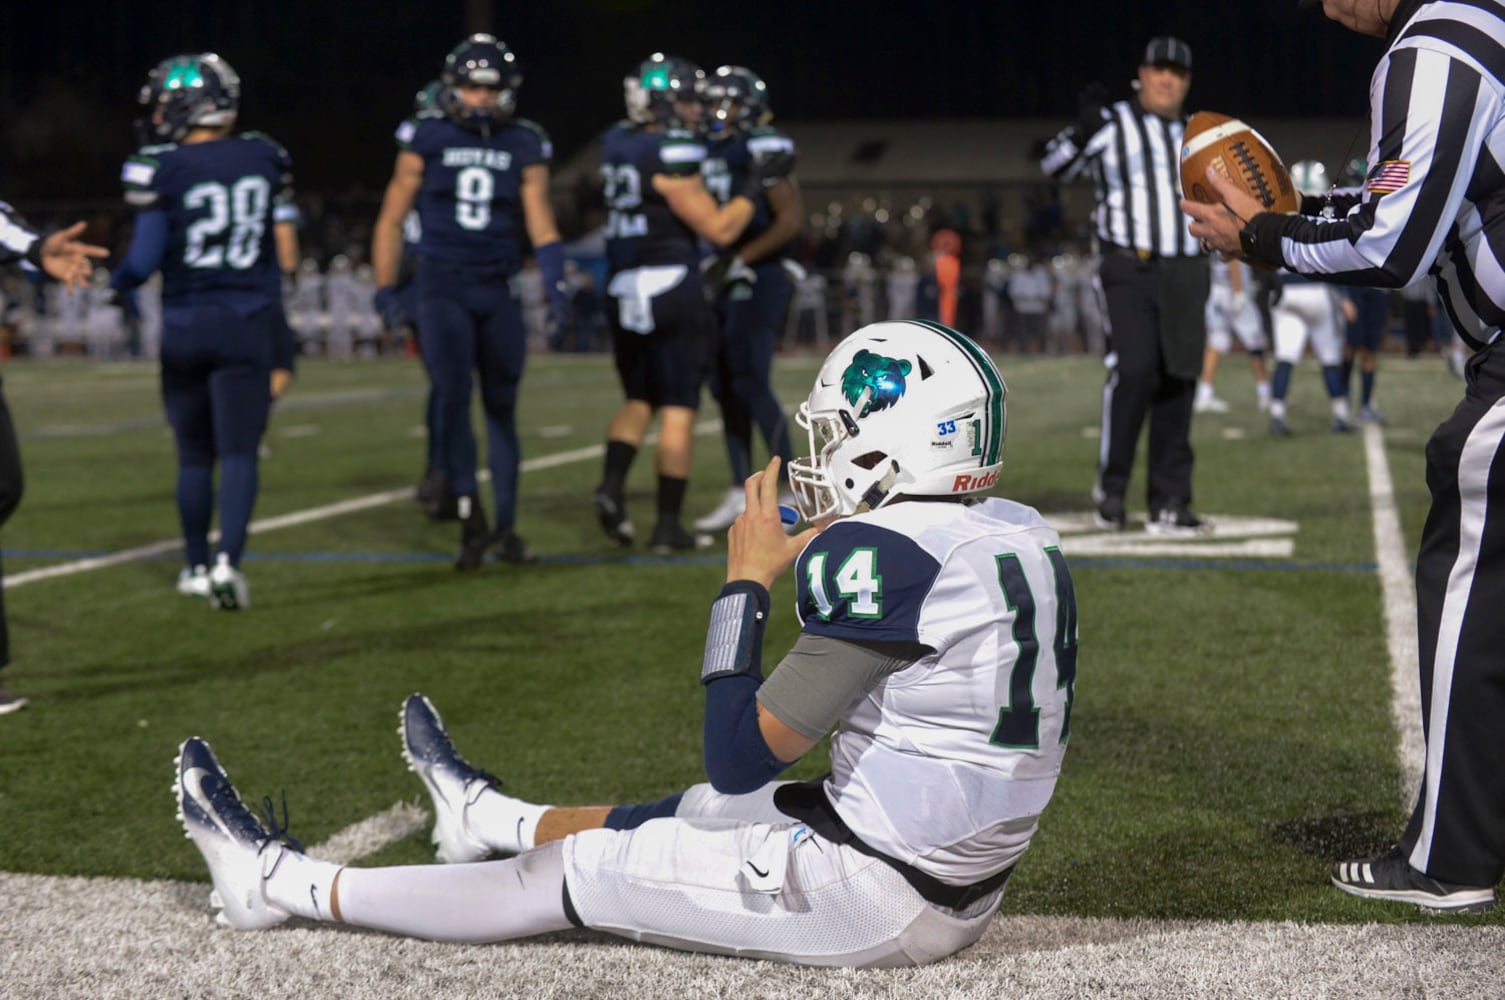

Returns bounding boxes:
[1362,422,1425,802]
[305,801,429,866]
[5,427,718,591]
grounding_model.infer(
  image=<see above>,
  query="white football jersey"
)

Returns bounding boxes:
[794,497,1077,883]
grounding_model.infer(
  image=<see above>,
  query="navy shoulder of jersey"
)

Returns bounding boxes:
[396,109,447,150]
[656,128,706,178]
[795,519,942,644]
[509,117,554,164]
[121,143,179,208]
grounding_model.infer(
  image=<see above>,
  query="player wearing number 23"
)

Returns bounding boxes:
[372,34,566,570]
[111,52,301,611]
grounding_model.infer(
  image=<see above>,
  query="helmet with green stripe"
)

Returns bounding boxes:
[790,320,1007,521]
[624,52,703,128]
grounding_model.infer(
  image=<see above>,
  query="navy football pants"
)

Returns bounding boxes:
[708,263,793,484]
[416,259,527,530]
[160,303,273,568]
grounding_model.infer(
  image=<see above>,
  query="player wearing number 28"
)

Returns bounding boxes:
[174,320,1078,966]
[111,53,301,610]
[372,34,566,571]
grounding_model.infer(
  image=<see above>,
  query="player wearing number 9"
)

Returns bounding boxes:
[371,34,565,571]
[111,52,302,610]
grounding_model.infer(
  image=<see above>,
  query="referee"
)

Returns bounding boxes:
[1041,36,1209,535]
[0,205,107,713]
[1188,0,1505,913]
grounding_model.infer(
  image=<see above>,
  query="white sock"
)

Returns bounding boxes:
[1270,399,1287,420]
[466,786,553,853]
[1332,397,1352,422]
[1195,381,1213,402]
[262,847,343,922]
[1256,380,1271,405]
[327,842,574,943]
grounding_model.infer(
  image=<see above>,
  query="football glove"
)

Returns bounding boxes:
[374,286,408,332]
[701,254,757,300]
[1075,81,1111,141]
[739,149,796,200]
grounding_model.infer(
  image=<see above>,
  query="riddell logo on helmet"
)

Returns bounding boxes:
[952,470,999,492]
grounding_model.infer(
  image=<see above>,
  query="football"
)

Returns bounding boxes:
[1180,111,1298,214]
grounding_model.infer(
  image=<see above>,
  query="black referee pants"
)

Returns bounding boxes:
[1400,343,1505,887]
[0,380,23,672]
[1095,253,1207,512]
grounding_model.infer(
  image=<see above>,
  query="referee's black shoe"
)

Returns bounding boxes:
[1093,495,1126,531]
[1332,848,1495,914]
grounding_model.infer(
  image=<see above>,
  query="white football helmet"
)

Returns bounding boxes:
[789,320,1007,521]
[1290,159,1330,198]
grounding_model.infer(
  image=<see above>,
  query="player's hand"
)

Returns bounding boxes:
[38,222,109,289]
[1075,82,1110,138]
[739,149,796,201]
[374,285,407,332]
[701,254,757,299]
[726,457,821,589]
[751,148,796,186]
[1340,297,1358,324]
[270,368,292,399]
[1182,166,1267,258]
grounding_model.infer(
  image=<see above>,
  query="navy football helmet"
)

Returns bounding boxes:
[439,34,522,128]
[134,53,240,146]
[701,65,771,139]
[624,53,703,128]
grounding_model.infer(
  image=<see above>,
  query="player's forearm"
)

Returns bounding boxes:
[371,218,404,288]
[0,204,39,265]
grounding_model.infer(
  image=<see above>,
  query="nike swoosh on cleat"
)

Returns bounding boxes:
[182,767,234,839]
[745,862,770,879]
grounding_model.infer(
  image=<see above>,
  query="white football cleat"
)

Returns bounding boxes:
[173,736,293,930]
[400,693,497,864]
[693,487,746,532]
[176,565,211,599]
[208,553,250,610]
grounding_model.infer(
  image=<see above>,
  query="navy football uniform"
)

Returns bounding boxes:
[397,110,550,270]
[112,130,299,586]
[698,126,798,498]
[121,133,296,311]
[598,121,713,408]
[395,110,551,540]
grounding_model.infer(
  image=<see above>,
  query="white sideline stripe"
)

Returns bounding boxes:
[1363,423,1424,802]
[305,801,429,866]
[4,421,723,591]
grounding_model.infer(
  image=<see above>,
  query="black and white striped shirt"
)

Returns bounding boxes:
[0,202,40,268]
[1245,0,1505,350]
[1041,98,1201,259]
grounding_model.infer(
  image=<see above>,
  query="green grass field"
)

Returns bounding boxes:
[0,347,1491,928]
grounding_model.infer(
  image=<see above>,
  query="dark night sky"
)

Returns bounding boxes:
[0,1,1386,201]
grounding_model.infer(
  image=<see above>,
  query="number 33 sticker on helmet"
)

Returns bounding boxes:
[789,320,1007,522]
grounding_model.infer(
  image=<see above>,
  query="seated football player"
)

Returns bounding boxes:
[173,320,1078,968]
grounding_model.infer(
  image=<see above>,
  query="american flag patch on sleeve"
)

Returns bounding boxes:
[1366,161,1410,193]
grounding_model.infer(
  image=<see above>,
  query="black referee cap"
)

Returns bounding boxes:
[1142,36,1193,71]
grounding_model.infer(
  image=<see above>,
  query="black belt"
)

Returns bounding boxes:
[773,778,1014,910]
[1103,242,1159,262]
